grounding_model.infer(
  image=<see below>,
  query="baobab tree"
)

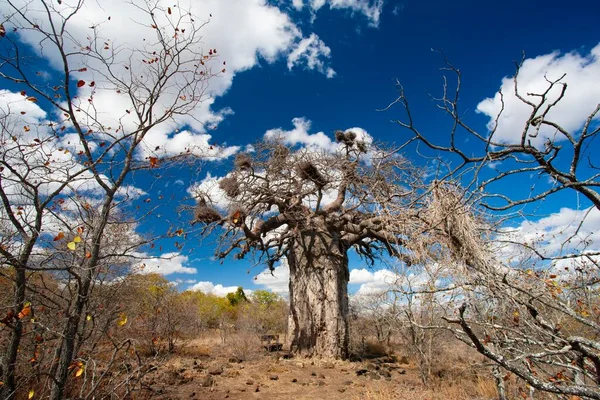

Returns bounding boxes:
[192,133,442,359]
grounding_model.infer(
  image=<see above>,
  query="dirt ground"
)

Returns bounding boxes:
[139,337,496,400]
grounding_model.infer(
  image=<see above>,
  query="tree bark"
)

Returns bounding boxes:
[287,225,349,359]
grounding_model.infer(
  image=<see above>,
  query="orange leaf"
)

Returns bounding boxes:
[26,97,37,102]
[24,125,30,132]
[85,251,92,259]
[149,157,159,168]
[54,232,65,241]
[18,303,32,319]
[75,365,85,377]
[77,80,85,87]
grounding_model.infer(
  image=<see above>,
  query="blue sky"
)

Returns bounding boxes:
[2,0,599,297]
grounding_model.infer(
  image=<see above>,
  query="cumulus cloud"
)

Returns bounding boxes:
[350,268,401,296]
[264,117,373,153]
[477,43,600,146]
[188,172,231,210]
[132,252,197,275]
[498,206,600,260]
[1,0,337,143]
[254,260,290,294]
[189,281,252,297]
[287,34,336,78]
[306,0,385,26]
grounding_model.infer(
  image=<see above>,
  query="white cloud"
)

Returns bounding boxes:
[2,0,337,142]
[254,260,290,294]
[189,281,252,297]
[477,44,600,146]
[307,0,384,26]
[292,0,304,10]
[499,206,600,259]
[139,128,240,160]
[132,252,197,275]
[349,268,374,284]
[350,268,401,296]
[264,117,374,153]
[265,117,335,150]
[188,172,231,210]
[287,33,336,78]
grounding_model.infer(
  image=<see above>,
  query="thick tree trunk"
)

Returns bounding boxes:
[287,226,349,359]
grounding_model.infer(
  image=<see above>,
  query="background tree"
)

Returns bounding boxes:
[388,56,600,399]
[192,135,450,359]
[0,0,221,398]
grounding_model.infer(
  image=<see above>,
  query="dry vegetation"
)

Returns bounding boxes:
[1,0,599,399]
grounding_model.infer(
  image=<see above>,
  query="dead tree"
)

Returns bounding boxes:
[0,0,219,398]
[388,54,600,399]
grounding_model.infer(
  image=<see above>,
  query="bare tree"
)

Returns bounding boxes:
[388,55,600,399]
[0,0,220,398]
[191,135,447,359]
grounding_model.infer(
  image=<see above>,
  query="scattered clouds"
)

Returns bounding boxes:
[189,281,252,297]
[132,252,197,275]
[477,43,600,146]
[188,172,231,210]
[139,128,240,160]
[499,206,600,259]
[254,260,290,294]
[2,0,338,144]
[264,117,373,153]
[292,0,304,10]
[306,0,385,26]
[265,117,334,150]
[287,34,336,78]
[350,268,400,296]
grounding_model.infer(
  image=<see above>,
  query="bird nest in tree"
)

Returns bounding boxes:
[219,176,240,198]
[194,203,221,224]
[234,153,252,171]
[296,161,327,187]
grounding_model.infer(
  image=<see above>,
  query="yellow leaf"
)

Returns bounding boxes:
[86,314,92,321]
[117,313,127,326]
[73,236,81,243]
[67,241,76,250]
[75,365,84,377]
[28,388,34,399]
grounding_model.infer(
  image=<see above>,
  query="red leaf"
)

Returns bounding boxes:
[89,81,95,87]
[77,80,85,87]
[78,68,87,72]
[168,7,172,14]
